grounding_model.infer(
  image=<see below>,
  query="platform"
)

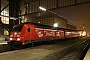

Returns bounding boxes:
[0,36,8,45]
[83,47,90,60]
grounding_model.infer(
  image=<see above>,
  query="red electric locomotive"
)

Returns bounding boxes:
[8,22,84,45]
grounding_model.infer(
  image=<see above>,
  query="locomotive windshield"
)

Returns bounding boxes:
[12,26,23,32]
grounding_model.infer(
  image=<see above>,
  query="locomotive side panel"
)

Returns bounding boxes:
[22,24,35,44]
[44,29,56,39]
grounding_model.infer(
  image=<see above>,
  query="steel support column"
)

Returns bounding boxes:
[0,0,1,22]
[8,0,21,33]
[0,0,2,35]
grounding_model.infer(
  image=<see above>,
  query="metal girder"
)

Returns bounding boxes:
[8,0,21,34]
[0,4,9,13]
[0,0,1,15]
[23,0,90,14]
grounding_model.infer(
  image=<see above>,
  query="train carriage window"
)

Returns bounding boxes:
[27,28,30,32]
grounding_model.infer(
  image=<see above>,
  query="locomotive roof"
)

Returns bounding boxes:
[23,22,59,30]
[22,22,78,31]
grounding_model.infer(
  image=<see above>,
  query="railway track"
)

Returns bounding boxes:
[0,38,80,53]
[0,37,89,60]
[59,40,89,60]
[0,44,13,52]
[42,38,90,60]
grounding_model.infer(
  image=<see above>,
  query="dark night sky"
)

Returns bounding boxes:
[52,3,90,32]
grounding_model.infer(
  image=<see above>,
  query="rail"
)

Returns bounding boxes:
[40,39,89,60]
[75,42,90,60]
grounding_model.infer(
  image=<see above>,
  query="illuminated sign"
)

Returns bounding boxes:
[46,31,55,36]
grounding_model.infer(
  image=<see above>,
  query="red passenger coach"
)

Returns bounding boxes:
[64,30,81,38]
[8,22,65,45]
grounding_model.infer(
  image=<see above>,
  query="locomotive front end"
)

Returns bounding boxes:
[8,25,24,45]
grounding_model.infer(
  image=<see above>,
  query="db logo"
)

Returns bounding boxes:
[38,32,43,37]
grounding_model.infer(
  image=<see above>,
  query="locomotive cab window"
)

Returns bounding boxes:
[12,26,23,32]
[27,28,30,32]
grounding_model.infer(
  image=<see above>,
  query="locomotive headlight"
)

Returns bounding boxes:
[17,38,20,41]
[10,38,12,41]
